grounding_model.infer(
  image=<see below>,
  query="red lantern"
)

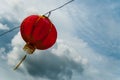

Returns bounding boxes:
[20,15,57,54]
[14,15,57,70]
[13,0,74,70]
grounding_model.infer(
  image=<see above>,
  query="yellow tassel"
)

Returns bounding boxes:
[14,54,27,70]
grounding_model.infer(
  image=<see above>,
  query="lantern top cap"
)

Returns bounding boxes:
[42,15,49,18]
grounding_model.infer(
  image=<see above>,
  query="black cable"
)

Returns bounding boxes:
[0,26,19,37]
[44,0,74,16]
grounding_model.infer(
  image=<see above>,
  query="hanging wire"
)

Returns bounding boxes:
[0,0,74,38]
[0,26,19,37]
[43,0,74,17]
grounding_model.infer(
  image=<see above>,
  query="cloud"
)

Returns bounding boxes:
[0,47,7,60]
[0,23,9,30]
[7,32,88,80]
[24,52,83,80]
[0,0,120,80]
[7,32,25,65]
[7,32,120,80]
[65,0,120,59]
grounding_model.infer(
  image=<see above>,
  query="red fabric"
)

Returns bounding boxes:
[20,15,57,50]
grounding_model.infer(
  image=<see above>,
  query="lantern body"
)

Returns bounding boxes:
[20,15,57,52]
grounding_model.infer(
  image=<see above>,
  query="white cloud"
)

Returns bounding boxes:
[0,47,6,59]
[0,23,9,30]
[7,32,88,80]
[7,32,25,66]
[7,31,119,80]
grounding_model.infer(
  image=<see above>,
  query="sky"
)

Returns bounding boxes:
[0,0,120,80]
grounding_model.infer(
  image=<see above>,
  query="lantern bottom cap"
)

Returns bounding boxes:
[23,43,35,54]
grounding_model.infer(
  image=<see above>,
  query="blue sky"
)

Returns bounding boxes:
[0,0,120,80]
